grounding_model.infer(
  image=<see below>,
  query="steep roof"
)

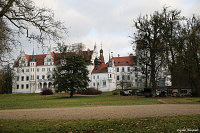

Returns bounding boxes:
[111,56,136,66]
[92,64,108,73]
[14,51,93,67]
[91,55,136,74]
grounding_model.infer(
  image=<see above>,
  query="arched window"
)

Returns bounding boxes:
[43,82,47,88]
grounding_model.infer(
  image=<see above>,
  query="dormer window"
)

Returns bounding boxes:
[19,57,28,67]
[30,56,36,65]
[44,56,53,66]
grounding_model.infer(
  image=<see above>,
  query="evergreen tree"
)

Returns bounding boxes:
[53,45,91,98]
[0,64,13,94]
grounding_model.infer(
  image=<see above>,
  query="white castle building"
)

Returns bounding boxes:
[12,44,141,93]
[90,48,140,92]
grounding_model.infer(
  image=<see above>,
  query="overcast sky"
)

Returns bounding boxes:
[16,0,200,62]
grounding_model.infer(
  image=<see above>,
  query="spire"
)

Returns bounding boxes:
[94,42,97,50]
[47,45,52,55]
[32,47,34,55]
[30,47,36,62]
[20,49,25,57]
[100,42,103,55]
[99,43,104,64]
[48,44,51,52]
[109,50,111,61]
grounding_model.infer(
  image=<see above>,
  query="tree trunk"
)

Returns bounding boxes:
[70,90,74,98]
[145,63,148,87]
[150,53,156,97]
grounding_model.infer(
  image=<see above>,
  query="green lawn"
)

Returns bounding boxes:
[0,93,199,110]
[0,115,199,133]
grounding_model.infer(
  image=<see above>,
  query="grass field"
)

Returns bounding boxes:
[0,93,199,110]
[0,115,199,132]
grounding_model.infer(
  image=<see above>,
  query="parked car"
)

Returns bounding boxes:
[156,90,167,97]
[136,89,144,96]
[159,90,167,97]
[144,88,152,97]
[120,90,132,96]
[131,89,139,95]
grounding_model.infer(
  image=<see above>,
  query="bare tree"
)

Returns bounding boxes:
[0,0,67,63]
[132,11,166,96]
[0,19,14,63]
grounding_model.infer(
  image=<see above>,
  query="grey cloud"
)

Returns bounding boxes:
[29,0,200,59]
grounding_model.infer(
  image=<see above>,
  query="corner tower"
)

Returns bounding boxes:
[99,44,105,64]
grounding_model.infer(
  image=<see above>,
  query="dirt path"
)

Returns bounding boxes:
[0,104,200,120]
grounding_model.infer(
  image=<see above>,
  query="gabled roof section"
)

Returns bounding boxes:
[82,50,93,61]
[92,64,108,73]
[14,50,94,67]
[111,56,136,66]
[34,54,47,66]
[51,53,62,65]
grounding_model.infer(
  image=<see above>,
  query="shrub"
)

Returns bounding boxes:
[112,89,120,95]
[41,88,53,95]
[112,91,119,95]
[78,88,102,95]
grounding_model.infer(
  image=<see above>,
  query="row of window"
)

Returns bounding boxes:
[115,61,129,65]
[16,84,29,89]
[23,61,53,66]
[92,74,114,80]
[17,67,56,73]
[44,62,54,65]
[30,62,36,66]
[116,67,130,72]
[117,75,131,80]
[93,81,106,87]
[93,75,100,79]
[16,75,53,81]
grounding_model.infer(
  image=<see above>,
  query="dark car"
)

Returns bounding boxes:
[144,88,152,97]
[136,89,144,96]
[131,89,138,95]
[120,90,132,96]
[159,90,167,97]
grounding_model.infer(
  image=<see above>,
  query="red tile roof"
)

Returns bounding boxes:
[111,56,136,66]
[91,56,136,73]
[14,51,93,67]
[92,64,108,73]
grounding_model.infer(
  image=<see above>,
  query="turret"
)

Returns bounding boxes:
[30,49,36,66]
[99,43,105,64]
